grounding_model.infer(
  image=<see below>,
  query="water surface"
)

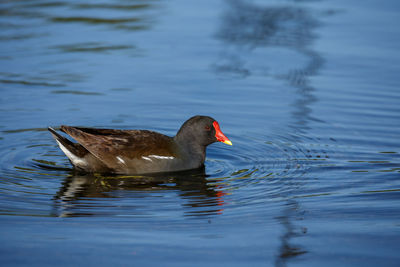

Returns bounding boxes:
[1,0,400,266]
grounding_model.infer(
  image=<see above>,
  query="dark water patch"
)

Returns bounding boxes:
[0,72,22,78]
[52,42,136,53]
[73,3,152,11]
[50,16,141,25]
[48,15,151,32]
[360,188,400,196]
[26,71,88,84]
[0,33,43,41]
[2,128,49,134]
[0,8,45,19]
[111,119,124,124]
[16,1,68,9]
[0,22,27,30]
[110,88,133,92]
[27,144,53,148]
[114,25,150,31]
[0,79,65,87]
[51,90,103,96]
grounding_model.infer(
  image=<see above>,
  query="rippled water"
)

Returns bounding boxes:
[1,0,400,266]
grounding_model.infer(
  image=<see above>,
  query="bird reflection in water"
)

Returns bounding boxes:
[52,167,226,218]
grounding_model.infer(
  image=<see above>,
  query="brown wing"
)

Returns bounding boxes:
[60,126,176,169]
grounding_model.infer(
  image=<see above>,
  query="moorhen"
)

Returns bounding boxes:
[48,115,232,174]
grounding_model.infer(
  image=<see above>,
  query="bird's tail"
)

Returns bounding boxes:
[48,127,88,164]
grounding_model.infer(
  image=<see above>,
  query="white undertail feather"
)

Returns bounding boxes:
[56,140,87,167]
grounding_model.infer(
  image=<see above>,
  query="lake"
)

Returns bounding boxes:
[0,0,399,266]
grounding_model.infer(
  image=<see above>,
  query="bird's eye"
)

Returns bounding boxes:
[204,125,211,131]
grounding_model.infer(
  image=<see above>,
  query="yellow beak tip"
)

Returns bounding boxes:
[223,140,233,146]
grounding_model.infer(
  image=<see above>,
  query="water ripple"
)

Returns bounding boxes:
[2,123,396,221]
[0,127,335,219]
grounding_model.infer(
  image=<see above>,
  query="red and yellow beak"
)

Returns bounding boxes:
[213,121,232,146]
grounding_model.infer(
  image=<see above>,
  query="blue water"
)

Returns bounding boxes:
[1,0,400,266]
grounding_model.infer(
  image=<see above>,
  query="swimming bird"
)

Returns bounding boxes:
[48,115,232,174]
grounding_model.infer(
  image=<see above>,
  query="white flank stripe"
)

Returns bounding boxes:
[116,156,125,164]
[148,155,175,160]
[141,156,152,162]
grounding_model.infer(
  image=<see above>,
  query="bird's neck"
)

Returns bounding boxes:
[174,134,206,165]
